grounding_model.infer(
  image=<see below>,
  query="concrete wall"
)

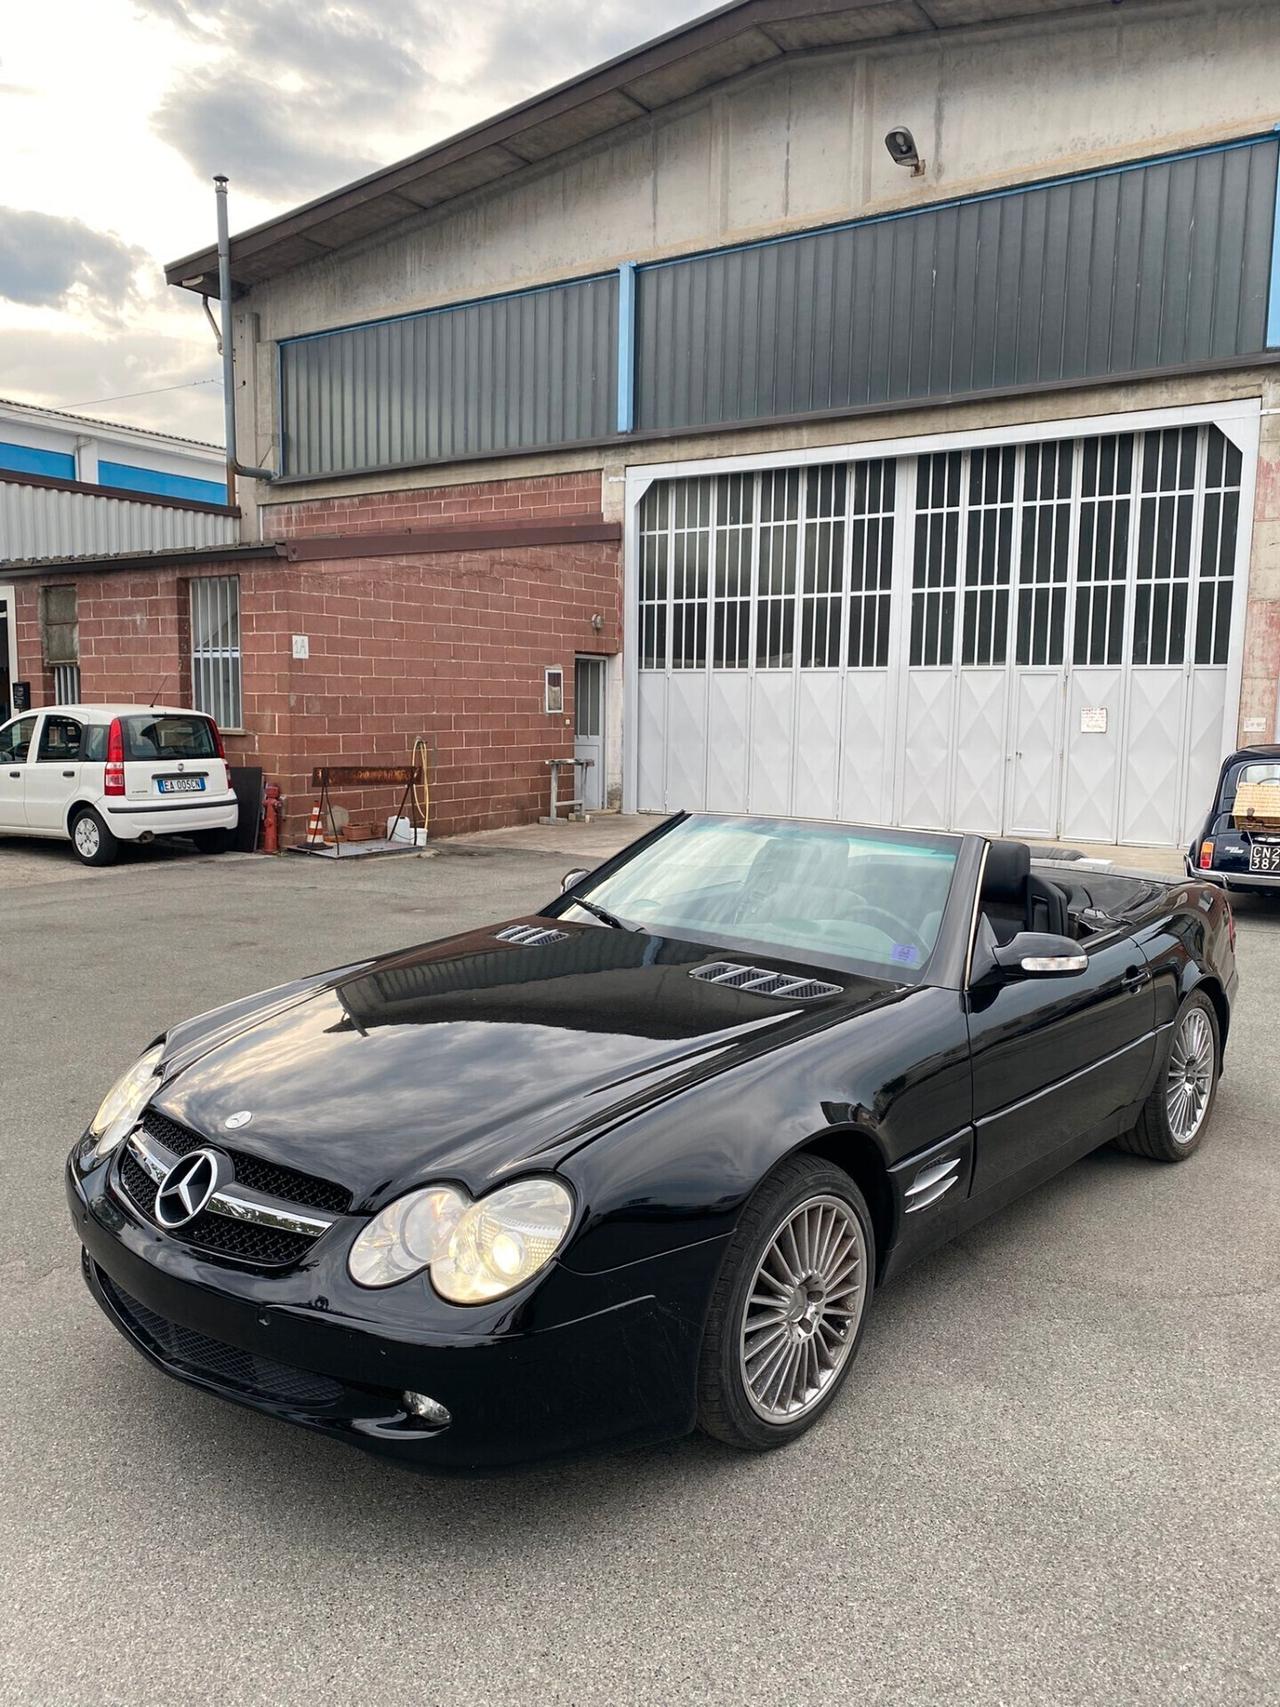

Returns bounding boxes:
[234,0,1280,511]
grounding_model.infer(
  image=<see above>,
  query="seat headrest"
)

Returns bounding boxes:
[983,839,1030,902]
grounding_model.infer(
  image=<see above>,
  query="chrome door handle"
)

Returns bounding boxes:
[1121,967,1150,992]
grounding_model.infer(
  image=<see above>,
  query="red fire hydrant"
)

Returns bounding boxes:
[261,782,284,855]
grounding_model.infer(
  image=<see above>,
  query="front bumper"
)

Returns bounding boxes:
[1185,857,1280,893]
[105,794,239,840]
[67,1157,718,1472]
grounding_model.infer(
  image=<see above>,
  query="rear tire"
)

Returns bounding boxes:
[1115,990,1220,1162]
[697,1154,875,1451]
[70,808,118,867]
[193,828,233,855]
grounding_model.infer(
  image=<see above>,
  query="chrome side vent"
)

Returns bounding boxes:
[689,962,842,1001]
[495,925,571,947]
[904,1155,962,1214]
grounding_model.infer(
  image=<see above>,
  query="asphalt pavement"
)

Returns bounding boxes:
[1,836,1276,1707]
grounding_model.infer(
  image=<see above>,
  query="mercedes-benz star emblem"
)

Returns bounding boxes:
[224,1111,252,1130]
[154,1149,226,1230]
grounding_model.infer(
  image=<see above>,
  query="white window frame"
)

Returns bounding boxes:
[190,576,243,732]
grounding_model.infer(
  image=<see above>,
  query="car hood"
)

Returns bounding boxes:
[154,920,901,1204]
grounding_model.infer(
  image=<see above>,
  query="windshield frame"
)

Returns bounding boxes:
[544,812,976,986]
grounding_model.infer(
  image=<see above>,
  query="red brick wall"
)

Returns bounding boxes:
[13,470,620,843]
[260,471,602,540]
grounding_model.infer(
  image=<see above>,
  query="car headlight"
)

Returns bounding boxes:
[348,1178,574,1303]
[86,1043,164,1162]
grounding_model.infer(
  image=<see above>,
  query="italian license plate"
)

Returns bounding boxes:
[157,776,206,795]
[1248,842,1280,874]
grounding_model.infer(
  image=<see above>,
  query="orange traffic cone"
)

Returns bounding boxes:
[306,801,327,845]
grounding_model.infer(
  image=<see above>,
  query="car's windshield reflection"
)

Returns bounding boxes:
[560,815,960,980]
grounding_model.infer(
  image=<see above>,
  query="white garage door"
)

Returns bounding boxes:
[630,415,1251,848]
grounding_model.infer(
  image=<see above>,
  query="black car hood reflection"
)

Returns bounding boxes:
[156,921,900,1203]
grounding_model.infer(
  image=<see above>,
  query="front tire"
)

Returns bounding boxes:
[697,1154,875,1451]
[1115,990,1220,1162]
[70,808,118,867]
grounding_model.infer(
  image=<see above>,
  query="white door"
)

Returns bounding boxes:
[0,714,37,831]
[629,417,1250,847]
[25,712,85,832]
[573,657,606,811]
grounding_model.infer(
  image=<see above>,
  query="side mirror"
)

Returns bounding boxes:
[561,868,590,894]
[993,932,1088,979]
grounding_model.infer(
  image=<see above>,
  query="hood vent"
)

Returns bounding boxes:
[496,924,571,947]
[689,962,841,1001]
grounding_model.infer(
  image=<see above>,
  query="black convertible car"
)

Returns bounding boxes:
[66,814,1236,1469]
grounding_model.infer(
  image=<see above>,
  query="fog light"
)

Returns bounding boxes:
[402,1391,451,1428]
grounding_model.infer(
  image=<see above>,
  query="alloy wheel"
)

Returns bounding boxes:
[1167,1006,1215,1145]
[739,1193,867,1423]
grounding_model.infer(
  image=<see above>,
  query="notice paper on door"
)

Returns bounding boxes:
[1080,706,1108,734]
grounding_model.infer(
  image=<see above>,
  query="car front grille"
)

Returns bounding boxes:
[115,1148,320,1268]
[140,1109,352,1214]
[112,1108,352,1271]
[97,1268,345,1410]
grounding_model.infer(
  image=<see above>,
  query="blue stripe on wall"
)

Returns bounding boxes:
[0,440,77,479]
[98,461,228,504]
[1267,135,1280,348]
[617,262,636,434]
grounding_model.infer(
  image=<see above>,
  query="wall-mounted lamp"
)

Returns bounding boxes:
[884,125,926,177]
[591,613,604,633]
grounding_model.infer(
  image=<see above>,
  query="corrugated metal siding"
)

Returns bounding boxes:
[636,138,1280,432]
[0,483,238,565]
[280,274,619,478]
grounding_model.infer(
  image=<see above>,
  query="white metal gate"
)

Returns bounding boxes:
[627,406,1257,848]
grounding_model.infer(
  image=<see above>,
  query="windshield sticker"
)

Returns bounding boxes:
[890,943,920,965]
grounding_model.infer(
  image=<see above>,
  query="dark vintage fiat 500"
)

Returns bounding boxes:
[1187,743,1280,897]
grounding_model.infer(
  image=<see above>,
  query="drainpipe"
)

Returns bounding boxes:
[214,175,274,485]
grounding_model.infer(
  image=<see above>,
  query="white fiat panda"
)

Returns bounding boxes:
[0,705,239,866]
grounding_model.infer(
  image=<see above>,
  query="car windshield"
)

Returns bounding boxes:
[560,816,959,980]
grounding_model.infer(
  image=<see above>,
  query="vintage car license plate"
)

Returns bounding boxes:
[157,776,206,794]
[1248,841,1280,874]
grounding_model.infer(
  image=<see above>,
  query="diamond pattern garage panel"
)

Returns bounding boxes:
[632,420,1249,847]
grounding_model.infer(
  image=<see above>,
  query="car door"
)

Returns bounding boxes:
[0,714,37,832]
[25,712,85,832]
[966,920,1156,1202]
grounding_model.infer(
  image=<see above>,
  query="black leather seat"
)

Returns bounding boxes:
[979,840,1070,942]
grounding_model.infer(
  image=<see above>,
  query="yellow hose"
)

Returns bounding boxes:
[412,737,431,838]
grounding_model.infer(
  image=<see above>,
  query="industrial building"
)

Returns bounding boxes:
[0,400,234,717]
[5,0,1280,846]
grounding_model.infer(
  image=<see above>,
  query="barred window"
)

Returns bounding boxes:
[756,469,801,669]
[910,452,962,667]
[1074,435,1133,666]
[1016,442,1073,667]
[800,465,846,669]
[848,460,895,669]
[670,479,712,670]
[638,484,670,670]
[1195,426,1243,667]
[190,576,243,730]
[1132,426,1197,667]
[712,474,754,669]
[961,447,1016,667]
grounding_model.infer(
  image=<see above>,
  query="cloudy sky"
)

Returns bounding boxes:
[0,0,706,445]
